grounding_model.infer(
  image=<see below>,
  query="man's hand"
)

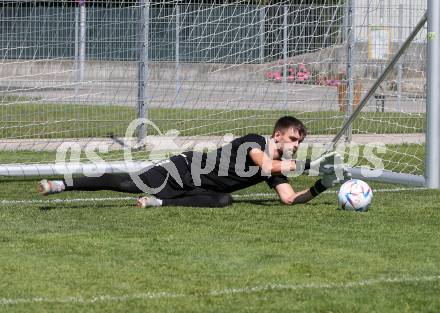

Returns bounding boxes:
[310,151,342,175]
[321,168,352,188]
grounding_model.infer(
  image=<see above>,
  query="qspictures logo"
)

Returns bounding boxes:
[55,118,386,193]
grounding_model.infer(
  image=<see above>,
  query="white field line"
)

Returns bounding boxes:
[1,275,439,305]
[234,187,429,199]
[0,187,430,205]
[0,197,134,205]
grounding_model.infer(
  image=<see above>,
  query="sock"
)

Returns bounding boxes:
[139,196,163,207]
[52,180,66,192]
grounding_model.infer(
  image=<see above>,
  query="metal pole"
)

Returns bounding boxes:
[366,0,370,78]
[259,6,265,63]
[366,0,369,34]
[74,5,79,99]
[79,1,86,83]
[342,1,347,42]
[0,162,154,177]
[137,0,149,140]
[331,12,427,148]
[426,0,440,188]
[379,0,385,76]
[344,0,354,142]
[347,167,425,187]
[175,4,180,103]
[397,3,403,112]
[379,0,385,25]
[283,5,288,107]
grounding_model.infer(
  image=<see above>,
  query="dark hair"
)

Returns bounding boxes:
[272,116,307,138]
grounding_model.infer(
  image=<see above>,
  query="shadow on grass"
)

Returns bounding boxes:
[233,199,280,206]
[35,197,334,211]
[38,203,130,211]
[233,198,336,207]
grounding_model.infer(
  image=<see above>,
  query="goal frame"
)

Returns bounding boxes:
[425,0,440,188]
[0,0,438,189]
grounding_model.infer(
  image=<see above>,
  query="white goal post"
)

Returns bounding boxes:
[0,0,439,188]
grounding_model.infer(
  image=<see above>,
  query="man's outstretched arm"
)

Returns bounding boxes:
[249,148,297,175]
[275,183,314,205]
[274,170,352,205]
[249,148,339,176]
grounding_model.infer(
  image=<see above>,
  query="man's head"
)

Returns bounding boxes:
[271,116,307,157]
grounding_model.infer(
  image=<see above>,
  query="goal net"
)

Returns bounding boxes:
[0,0,429,185]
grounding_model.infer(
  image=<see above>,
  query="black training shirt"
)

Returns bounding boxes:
[179,134,289,192]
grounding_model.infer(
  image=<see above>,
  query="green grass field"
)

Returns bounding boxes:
[0,101,435,311]
[1,103,425,138]
[1,175,439,312]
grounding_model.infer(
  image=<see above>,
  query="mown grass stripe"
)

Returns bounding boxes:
[0,188,429,206]
[1,275,439,305]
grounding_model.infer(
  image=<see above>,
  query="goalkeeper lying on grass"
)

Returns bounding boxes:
[38,116,351,208]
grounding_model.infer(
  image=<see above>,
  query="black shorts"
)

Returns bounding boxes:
[139,154,208,199]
